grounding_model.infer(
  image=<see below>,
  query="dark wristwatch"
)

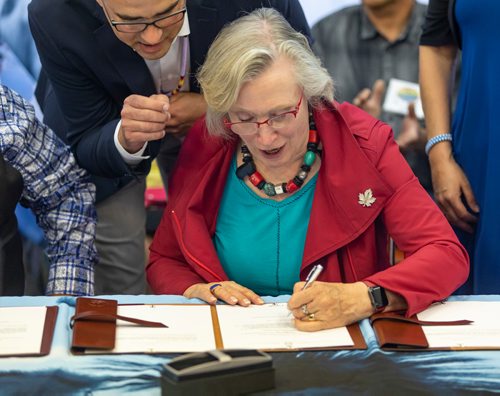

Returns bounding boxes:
[368,286,388,313]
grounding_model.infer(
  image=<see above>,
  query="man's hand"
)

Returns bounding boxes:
[430,154,479,233]
[352,79,386,118]
[165,92,207,135]
[396,103,425,150]
[119,94,171,153]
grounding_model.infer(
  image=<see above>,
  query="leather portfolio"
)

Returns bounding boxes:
[71,298,118,351]
[370,311,473,351]
[370,312,429,349]
[70,297,167,353]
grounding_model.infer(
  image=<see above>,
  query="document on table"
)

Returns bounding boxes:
[111,305,216,353]
[0,306,58,356]
[418,301,500,349]
[92,303,360,354]
[216,303,354,350]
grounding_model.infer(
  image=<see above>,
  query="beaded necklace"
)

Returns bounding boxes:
[161,35,188,97]
[236,111,320,197]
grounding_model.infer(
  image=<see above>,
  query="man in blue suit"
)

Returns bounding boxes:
[28,0,310,294]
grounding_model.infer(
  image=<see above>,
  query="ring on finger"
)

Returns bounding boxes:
[302,304,310,316]
[209,283,222,296]
[307,313,316,321]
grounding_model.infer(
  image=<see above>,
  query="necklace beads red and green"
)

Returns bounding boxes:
[236,113,320,197]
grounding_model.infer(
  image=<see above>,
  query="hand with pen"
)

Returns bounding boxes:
[288,281,375,332]
[287,265,375,331]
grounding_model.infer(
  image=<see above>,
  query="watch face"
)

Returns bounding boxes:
[369,286,388,310]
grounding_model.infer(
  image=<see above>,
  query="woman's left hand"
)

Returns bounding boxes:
[183,281,264,307]
[287,281,373,331]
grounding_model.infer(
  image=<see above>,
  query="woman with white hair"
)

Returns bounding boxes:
[147,8,468,331]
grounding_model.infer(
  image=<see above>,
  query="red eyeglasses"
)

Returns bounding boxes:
[224,94,303,136]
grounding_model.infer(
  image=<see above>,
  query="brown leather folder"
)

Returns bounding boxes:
[71,297,118,352]
[41,306,59,356]
[370,312,428,349]
[70,298,167,353]
[370,312,473,351]
[346,323,368,350]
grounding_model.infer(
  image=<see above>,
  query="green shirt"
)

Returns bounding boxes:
[213,156,318,296]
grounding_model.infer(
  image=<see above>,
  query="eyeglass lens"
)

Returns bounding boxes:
[231,112,297,135]
[114,9,185,33]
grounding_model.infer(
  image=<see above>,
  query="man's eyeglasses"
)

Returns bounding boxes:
[102,2,186,33]
[224,95,303,136]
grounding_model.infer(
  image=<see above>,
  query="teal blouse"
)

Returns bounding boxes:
[213,156,318,296]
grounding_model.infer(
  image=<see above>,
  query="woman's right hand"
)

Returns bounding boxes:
[431,155,479,233]
[183,281,264,306]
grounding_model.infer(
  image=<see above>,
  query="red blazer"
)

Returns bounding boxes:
[148,102,469,316]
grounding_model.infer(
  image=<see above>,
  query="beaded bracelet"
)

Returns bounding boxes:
[425,133,453,155]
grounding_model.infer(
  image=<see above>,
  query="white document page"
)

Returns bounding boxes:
[383,78,424,119]
[111,305,216,353]
[0,306,46,355]
[418,301,500,348]
[216,303,354,350]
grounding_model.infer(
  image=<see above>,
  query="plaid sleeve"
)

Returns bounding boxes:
[0,85,97,295]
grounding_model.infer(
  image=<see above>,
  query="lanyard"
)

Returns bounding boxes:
[162,35,188,97]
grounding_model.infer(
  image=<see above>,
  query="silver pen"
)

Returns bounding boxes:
[302,264,324,290]
[287,264,324,317]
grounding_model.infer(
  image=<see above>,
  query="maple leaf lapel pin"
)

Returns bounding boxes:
[358,188,376,207]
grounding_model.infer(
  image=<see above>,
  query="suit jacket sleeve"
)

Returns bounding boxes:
[28,3,141,178]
